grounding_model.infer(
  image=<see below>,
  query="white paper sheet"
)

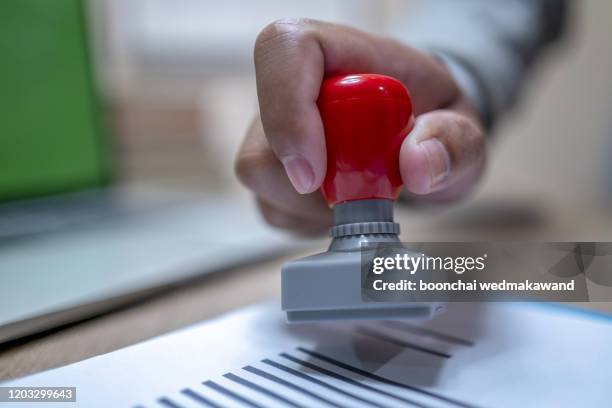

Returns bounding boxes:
[2,302,610,408]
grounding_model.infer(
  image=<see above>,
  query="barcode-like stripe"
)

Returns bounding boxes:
[134,337,481,408]
[280,353,428,408]
[224,372,306,408]
[181,388,223,408]
[297,347,479,408]
[381,321,475,347]
[245,364,344,408]
[204,380,264,408]
[263,358,390,408]
[157,397,185,408]
[356,327,451,358]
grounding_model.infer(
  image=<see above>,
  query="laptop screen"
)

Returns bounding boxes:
[0,0,111,203]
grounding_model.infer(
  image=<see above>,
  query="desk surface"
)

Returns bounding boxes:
[0,253,297,381]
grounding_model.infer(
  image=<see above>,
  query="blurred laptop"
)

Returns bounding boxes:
[0,0,303,344]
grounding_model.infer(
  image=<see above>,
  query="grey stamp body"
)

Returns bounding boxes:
[282,199,445,322]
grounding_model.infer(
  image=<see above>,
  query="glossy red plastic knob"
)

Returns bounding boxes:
[318,74,414,206]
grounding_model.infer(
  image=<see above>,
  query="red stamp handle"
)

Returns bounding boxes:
[318,74,414,206]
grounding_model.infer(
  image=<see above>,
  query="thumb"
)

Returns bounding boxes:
[400,110,486,200]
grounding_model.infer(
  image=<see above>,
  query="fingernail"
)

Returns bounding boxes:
[419,138,451,190]
[281,155,315,194]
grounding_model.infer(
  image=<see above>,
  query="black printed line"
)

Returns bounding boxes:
[280,353,430,408]
[297,347,479,408]
[181,388,223,408]
[263,358,391,408]
[356,326,451,358]
[203,380,265,408]
[245,364,344,408]
[381,321,475,347]
[157,397,185,408]
[224,372,306,408]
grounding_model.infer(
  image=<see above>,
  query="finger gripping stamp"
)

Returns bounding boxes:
[282,74,445,323]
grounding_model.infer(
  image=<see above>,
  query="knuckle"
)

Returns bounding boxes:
[421,111,485,167]
[257,201,294,229]
[444,111,484,145]
[443,111,473,131]
[234,149,277,189]
[255,18,315,57]
[261,210,290,229]
[447,113,485,163]
[462,116,482,139]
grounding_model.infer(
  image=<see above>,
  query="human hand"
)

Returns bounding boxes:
[235,19,485,235]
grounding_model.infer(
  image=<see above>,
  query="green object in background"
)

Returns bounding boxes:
[0,0,111,202]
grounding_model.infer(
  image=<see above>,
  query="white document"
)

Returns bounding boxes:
[2,301,610,408]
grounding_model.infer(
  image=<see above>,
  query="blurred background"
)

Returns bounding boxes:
[1,0,612,380]
[2,0,611,233]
